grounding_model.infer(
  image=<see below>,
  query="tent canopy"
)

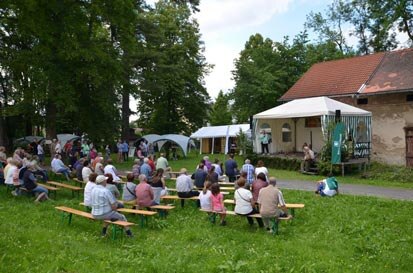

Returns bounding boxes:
[253,96,371,119]
[141,134,190,156]
[190,124,250,138]
[57,134,81,147]
[14,136,45,147]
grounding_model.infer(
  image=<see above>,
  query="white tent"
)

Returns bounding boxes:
[57,134,80,148]
[253,97,372,154]
[190,124,250,154]
[140,134,191,157]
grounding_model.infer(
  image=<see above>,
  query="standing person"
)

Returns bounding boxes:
[194,163,208,189]
[225,154,238,182]
[241,159,255,188]
[84,173,98,209]
[55,140,62,155]
[116,140,123,163]
[254,160,269,182]
[81,141,90,159]
[140,158,153,183]
[156,153,171,172]
[257,177,291,232]
[199,181,212,210]
[210,183,227,226]
[104,145,111,163]
[176,168,199,198]
[135,174,157,208]
[260,131,269,154]
[122,173,137,202]
[37,142,45,166]
[91,175,133,237]
[234,178,264,227]
[122,140,129,162]
[50,139,57,159]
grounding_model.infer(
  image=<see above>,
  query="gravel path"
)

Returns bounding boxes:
[277,179,413,201]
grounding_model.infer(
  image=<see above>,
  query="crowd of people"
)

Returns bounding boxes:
[1,140,337,236]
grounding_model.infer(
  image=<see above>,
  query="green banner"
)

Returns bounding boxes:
[331,122,345,164]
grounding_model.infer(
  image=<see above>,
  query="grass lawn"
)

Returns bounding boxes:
[1,182,412,272]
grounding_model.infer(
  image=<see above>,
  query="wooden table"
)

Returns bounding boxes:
[334,158,369,176]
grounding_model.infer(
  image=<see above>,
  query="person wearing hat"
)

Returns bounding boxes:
[91,175,133,237]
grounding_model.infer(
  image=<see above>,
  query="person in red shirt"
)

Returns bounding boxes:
[135,174,157,208]
[148,155,156,172]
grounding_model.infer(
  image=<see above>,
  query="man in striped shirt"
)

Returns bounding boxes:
[241,159,255,188]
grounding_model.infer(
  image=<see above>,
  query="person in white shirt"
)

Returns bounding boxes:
[37,142,45,165]
[234,178,264,227]
[55,141,62,155]
[50,154,70,180]
[199,181,212,210]
[84,173,97,208]
[82,160,93,183]
[103,159,121,182]
[176,168,199,198]
[254,160,269,182]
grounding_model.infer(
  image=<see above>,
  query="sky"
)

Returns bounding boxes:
[192,0,333,100]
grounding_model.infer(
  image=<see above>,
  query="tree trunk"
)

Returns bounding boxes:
[121,89,130,141]
[46,101,57,139]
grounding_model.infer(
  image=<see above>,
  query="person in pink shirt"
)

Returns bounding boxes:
[210,183,227,226]
[251,172,269,206]
[135,174,157,208]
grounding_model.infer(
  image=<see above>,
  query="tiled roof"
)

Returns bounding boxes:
[361,48,413,94]
[280,52,387,101]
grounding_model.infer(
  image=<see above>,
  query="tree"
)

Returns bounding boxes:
[209,90,232,125]
[137,0,210,135]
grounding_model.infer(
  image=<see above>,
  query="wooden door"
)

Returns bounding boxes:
[405,127,413,167]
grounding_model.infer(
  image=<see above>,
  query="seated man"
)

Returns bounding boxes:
[301,145,315,172]
[50,154,70,180]
[315,175,339,197]
[193,163,207,189]
[155,153,172,172]
[103,159,121,183]
[91,175,133,237]
[135,174,157,208]
[176,168,199,198]
[23,162,50,203]
[257,177,291,232]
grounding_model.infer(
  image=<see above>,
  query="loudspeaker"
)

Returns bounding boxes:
[335,110,341,122]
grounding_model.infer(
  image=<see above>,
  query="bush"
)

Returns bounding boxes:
[362,162,413,183]
[247,154,301,171]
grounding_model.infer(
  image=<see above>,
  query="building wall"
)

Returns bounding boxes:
[337,93,413,165]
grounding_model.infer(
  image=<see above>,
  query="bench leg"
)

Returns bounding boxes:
[208,213,217,224]
[289,208,295,218]
[158,210,166,219]
[180,199,185,208]
[61,212,73,225]
[110,224,123,240]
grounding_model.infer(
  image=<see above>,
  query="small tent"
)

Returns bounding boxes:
[253,97,372,155]
[190,124,250,154]
[140,134,191,157]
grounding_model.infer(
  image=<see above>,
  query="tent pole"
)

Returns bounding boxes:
[211,138,215,154]
[293,118,298,152]
[199,139,202,155]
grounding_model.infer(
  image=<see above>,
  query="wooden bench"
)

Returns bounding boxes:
[200,209,291,235]
[73,178,86,187]
[167,188,230,195]
[55,206,135,240]
[161,195,199,208]
[223,200,305,217]
[333,157,369,176]
[47,181,82,198]
[149,205,175,218]
[218,182,235,187]
[117,208,157,227]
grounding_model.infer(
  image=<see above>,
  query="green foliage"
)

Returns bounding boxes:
[362,162,413,183]
[137,0,210,135]
[209,90,232,126]
[246,153,301,171]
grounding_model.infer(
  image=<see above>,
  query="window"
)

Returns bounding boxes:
[407,94,413,102]
[305,117,321,128]
[357,98,368,105]
[282,123,292,142]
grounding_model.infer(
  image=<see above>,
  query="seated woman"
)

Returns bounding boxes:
[206,166,219,184]
[151,168,168,204]
[104,173,124,208]
[315,175,339,197]
[23,163,49,202]
[122,173,137,202]
[234,178,264,227]
[251,172,269,206]
[84,173,98,209]
[254,160,269,182]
